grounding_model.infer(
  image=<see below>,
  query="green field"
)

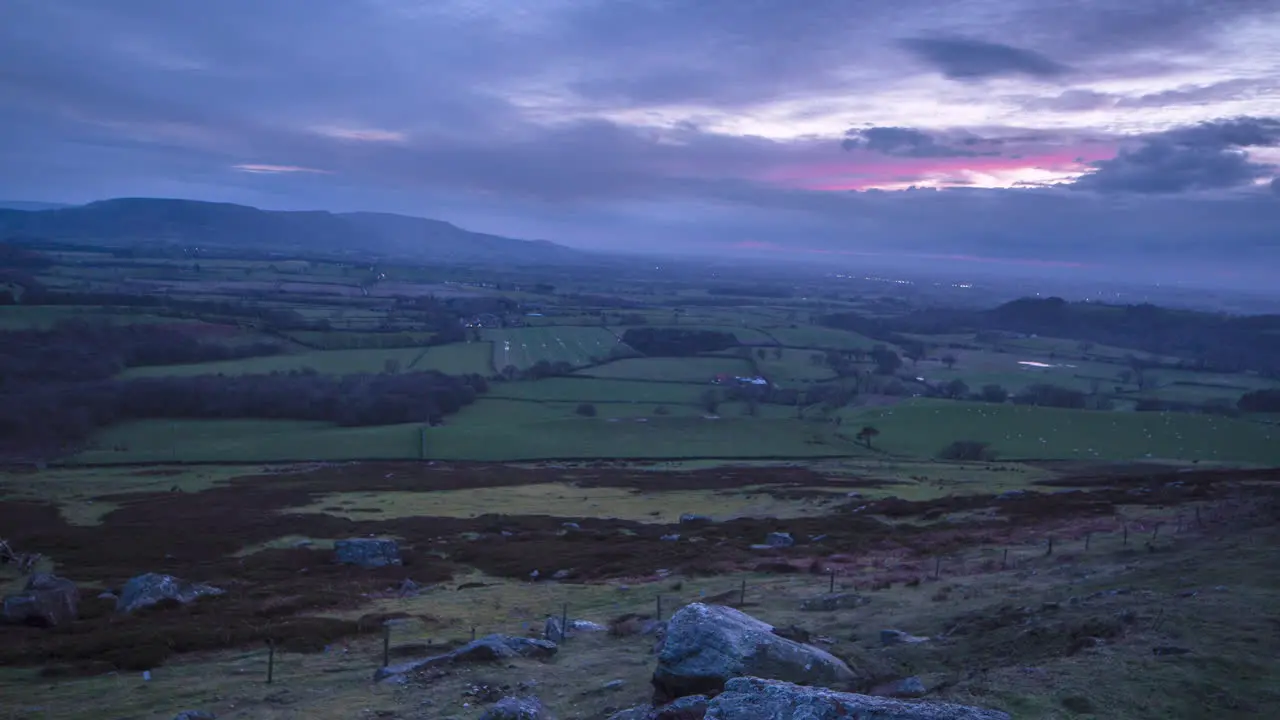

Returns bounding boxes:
[764,325,884,351]
[118,342,491,378]
[0,305,193,329]
[484,326,624,370]
[577,356,754,383]
[840,399,1280,464]
[756,347,838,384]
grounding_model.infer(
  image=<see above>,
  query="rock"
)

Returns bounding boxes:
[661,534,681,542]
[1152,646,1192,656]
[561,522,581,530]
[397,578,421,597]
[2,574,78,627]
[655,694,710,719]
[373,635,558,682]
[116,574,223,614]
[887,676,927,698]
[544,616,566,642]
[765,532,794,548]
[799,592,869,612]
[880,629,929,647]
[552,569,573,580]
[333,538,401,568]
[680,514,712,524]
[452,635,558,663]
[652,603,856,701]
[570,619,607,632]
[704,677,1011,720]
[479,696,552,720]
[172,712,217,720]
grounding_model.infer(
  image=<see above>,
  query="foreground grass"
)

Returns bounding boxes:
[6,514,1277,719]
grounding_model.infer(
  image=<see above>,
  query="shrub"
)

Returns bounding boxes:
[938,440,998,462]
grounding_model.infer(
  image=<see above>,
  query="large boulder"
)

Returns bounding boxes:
[479,696,553,720]
[116,573,224,614]
[334,538,401,568]
[705,677,1012,720]
[2,574,78,627]
[652,603,856,701]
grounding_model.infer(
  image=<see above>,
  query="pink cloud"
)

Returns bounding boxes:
[758,145,1118,192]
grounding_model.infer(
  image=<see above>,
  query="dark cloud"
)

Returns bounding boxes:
[1073,117,1280,193]
[1018,80,1272,113]
[898,37,1069,80]
[841,127,998,157]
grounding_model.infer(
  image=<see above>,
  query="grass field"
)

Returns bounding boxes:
[0,305,191,329]
[578,356,754,382]
[764,325,885,351]
[915,349,1129,393]
[840,399,1280,464]
[117,342,491,378]
[484,326,624,370]
[757,347,838,384]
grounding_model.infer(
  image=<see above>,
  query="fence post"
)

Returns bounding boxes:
[1001,548,1008,570]
[1085,532,1091,551]
[829,568,836,593]
[933,556,941,579]
[739,578,746,605]
[1046,536,1054,557]
[470,626,476,641]
[561,602,569,643]
[656,594,662,622]
[1123,524,1129,545]
[266,639,275,685]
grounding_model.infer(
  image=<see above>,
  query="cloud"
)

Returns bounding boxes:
[898,37,1069,80]
[841,127,998,158]
[233,164,333,174]
[311,127,407,143]
[1072,117,1280,193]
[1272,177,1280,195]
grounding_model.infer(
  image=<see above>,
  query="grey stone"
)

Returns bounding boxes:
[372,634,558,682]
[655,694,710,719]
[116,574,223,614]
[880,629,929,646]
[661,534,681,542]
[652,603,856,701]
[479,696,552,720]
[333,538,401,568]
[570,619,606,632]
[603,679,626,691]
[544,616,565,642]
[704,677,1011,720]
[888,676,927,698]
[800,592,870,612]
[2,574,78,627]
[765,533,794,548]
[679,514,712,524]
[172,712,217,720]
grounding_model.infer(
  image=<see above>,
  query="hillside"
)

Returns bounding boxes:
[0,198,588,265]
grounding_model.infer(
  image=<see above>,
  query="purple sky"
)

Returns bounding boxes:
[2,0,1279,284]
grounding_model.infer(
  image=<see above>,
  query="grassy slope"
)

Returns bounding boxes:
[578,356,754,382]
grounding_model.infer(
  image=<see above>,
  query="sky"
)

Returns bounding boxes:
[2,0,1279,286]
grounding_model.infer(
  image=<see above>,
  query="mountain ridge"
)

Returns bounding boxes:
[0,197,587,265]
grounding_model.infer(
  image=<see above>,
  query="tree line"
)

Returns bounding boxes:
[1,370,487,459]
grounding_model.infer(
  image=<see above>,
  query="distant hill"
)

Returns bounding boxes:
[0,197,588,265]
[0,201,72,211]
